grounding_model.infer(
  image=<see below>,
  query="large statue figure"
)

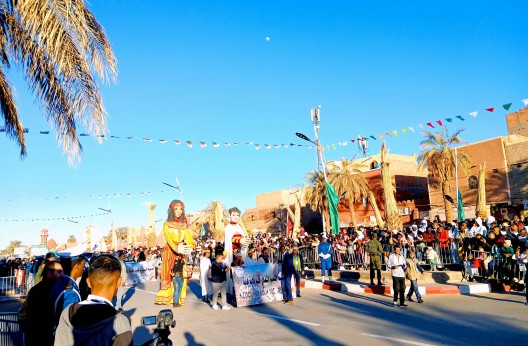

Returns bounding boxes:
[154,200,195,305]
[224,207,247,294]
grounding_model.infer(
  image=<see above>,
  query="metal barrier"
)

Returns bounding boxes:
[0,312,24,346]
[298,241,465,270]
[466,250,526,283]
[0,275,34,299]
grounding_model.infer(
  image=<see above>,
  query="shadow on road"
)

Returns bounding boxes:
[184,331,206,346]
[321,290,528,345]
[245,302,346,346]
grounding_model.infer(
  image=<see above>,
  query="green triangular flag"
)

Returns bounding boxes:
[502,103,512,111]
[445,118,453,122]
[325,182,340,235]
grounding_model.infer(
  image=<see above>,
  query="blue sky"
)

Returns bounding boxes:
[1,0,527,249]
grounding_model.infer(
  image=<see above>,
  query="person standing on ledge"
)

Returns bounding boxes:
[318,234,333,283]
[366,232,383,286]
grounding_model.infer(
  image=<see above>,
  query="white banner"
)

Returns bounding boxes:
[124,262,156,285]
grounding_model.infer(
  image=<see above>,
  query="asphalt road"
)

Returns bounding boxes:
[122,280,528,346]
[2,280,527,345]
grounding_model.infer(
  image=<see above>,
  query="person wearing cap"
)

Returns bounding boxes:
[318,235,333,283]
[387,245,407,307]
[366,232,383,286]
[34,251,57,285]
[291,244,305,297]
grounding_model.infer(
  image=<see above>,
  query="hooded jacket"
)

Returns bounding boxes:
[54,300,132,346]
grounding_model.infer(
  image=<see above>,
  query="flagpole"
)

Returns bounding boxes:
[455,147,459,221]
[311,106,328,234]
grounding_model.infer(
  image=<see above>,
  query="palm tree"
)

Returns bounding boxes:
[381,142,403,231]
[0,0,117,163]
[280,187,304,239]
[475,162,487,218]
[202,201,226,241]
[417,127,471,223]
[328,158,385,229]
[305,170,330,232]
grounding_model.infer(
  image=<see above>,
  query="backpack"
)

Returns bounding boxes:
[50,276,81,328]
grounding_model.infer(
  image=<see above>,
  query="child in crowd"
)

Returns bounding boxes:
[425,246,439,271]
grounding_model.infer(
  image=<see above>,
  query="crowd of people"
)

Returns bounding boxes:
[10,203,528,345]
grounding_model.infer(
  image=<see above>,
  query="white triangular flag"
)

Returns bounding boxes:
[522,99,528,106]
[469,111,478,117]
[408,127,415,132]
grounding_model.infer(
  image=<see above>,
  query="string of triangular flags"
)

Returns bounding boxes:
[0,189,176,204]
[322,98,528,151]
[2,98,526,151]
[0,212,110,223]
[0,127,313,150]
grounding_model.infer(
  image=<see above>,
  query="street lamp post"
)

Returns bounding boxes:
[295,106,330,234]
[162,177,183,200]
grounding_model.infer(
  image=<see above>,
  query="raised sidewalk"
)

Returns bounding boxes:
[300,269,492,295]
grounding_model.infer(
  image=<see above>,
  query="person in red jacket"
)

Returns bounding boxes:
[436,226,450,249]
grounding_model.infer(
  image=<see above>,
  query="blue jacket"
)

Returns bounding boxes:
[281,252,295,276]
[318,242,333,263]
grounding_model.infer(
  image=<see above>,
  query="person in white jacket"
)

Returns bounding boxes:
[199,250,212,302]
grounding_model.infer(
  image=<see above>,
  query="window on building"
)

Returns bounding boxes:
[398,207,411,216]
[370,161,379,169]
[468,175,478,189]
[362,197,368,206]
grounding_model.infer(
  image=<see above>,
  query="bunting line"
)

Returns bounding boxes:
[0,189,176,204]
[0,212,110,222]
[1,98,525,152]
[324,98,526,151]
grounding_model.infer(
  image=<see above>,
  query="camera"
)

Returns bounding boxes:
[140,309,176,346]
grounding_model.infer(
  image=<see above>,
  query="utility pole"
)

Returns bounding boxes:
[311,106,328,234]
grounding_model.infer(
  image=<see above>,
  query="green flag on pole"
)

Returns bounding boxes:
[325,182,340,235]
[457,189,465,222]
[200,223,206,237]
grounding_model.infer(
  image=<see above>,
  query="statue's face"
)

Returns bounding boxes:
[173,205,184,219]
[230,212,240,223]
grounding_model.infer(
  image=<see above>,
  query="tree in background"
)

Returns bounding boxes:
[3,240,22,255]
[417,127,471,223]
[381,142,403,231]
[0,0,117,163]
[328,158,385,229]
[305,170,330,232]
[476,162,487,219]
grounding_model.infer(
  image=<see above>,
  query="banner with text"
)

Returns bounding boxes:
[232,263,296,307]
[125,262,156,285]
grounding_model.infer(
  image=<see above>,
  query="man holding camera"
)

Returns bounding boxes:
[387,245,407,307]
[54,255,132,345]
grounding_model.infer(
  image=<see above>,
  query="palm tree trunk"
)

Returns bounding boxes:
[368,190,386,229]
[442,181,453,223]
[381,142,403,231]
[348,197,358,228]
[476,162,487,219]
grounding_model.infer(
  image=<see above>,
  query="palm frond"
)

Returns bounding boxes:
[0,0,117,163]
[0,64,25,156]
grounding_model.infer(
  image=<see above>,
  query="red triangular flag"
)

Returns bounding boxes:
[426,122,434,128]
[485,107,494,112]
[436,120,443,126]
[350,139,355,143]
[385,132,392,137]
